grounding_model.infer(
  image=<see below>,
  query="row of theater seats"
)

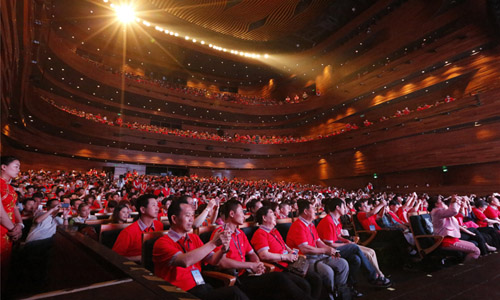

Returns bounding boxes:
[82,211,463,289]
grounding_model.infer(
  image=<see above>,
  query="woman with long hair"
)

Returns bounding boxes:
[110,204,130,224]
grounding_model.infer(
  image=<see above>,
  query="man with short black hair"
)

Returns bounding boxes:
[26,199,70,243]
[71,203,97,224]
[318,198,391,291]
[21,198,36,218]
[212,200,315,300]
[153,199,248,300]
[245,199,262,222]
[287,200,350,300]
[112,194,163,261]
[278,202,291,219]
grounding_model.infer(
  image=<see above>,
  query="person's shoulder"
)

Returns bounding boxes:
[155,233,175,248]
[122,221,139,233]
[317,215,332,227]
[153,220,164,229]
[289,219,305,232]
[251,227,267,239]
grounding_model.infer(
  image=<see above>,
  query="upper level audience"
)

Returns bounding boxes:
[43,92,462,146]
[77,54,280,106]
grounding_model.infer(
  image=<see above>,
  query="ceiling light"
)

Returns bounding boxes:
[115,5,135,23]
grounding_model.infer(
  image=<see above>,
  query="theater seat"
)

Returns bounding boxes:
[99,223,131,248]
[276,219,293,241]
[408,212,443,258]
[142,230,169,272]
[196,225,219,244]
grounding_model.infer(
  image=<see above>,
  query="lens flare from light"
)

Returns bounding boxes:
[115,5,135,23]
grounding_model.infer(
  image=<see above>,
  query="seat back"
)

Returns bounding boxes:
[276,222,292,241]
[99,223,131,248]
[142,230,169,272]
[198,225,218,244]
[240,225,258,242]
[352,214,369,232]
[95,213,112,220]
[313,217,322,227]
[409,213,436,249]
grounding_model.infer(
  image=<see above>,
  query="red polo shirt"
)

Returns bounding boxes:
[357,212,381,231]
[471,208,488,227]
[317,214,342,244]
[484,206,499,219]
[112,220,163,257]
[396,207,409,223]
[286,217,321,255]
[153,231,207,291]
[251,226,288,270]
[210,226,253,275]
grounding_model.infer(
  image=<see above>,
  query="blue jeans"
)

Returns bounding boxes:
[337,243,377,283]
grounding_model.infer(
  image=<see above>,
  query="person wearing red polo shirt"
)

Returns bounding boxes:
[472,200,500,228]
[211,200,315,300]
[286,200,349,300]
[153,199,248,300]
[471,199,500,248]
[355,199,415,258]
[484,194,500,223]
[318,198,391,291]
[251,206,322,299]
[112,194,163,261]
[354,200,383,231]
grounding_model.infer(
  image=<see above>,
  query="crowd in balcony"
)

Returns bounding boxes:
[77,55,289,106]
[42,94,460,146]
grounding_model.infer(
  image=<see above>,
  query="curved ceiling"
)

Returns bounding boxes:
[146,0,374,51]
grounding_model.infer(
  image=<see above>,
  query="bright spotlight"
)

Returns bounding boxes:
[115,5,135,23]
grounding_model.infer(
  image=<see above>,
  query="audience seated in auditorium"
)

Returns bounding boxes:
[6,165,500,296]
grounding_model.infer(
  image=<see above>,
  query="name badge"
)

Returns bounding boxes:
[341,229,349,236]
[369,225,376,231]
[191,269,205,285]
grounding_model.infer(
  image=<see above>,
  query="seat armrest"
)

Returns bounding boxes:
[414,235,444,257]
[202,271,236,286]
[263,262,275,273]
[356,230,378,246]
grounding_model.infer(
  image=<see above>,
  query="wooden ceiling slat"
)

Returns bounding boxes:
[148,0,331,41]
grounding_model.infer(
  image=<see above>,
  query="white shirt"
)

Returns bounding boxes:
[25,210,64,243]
